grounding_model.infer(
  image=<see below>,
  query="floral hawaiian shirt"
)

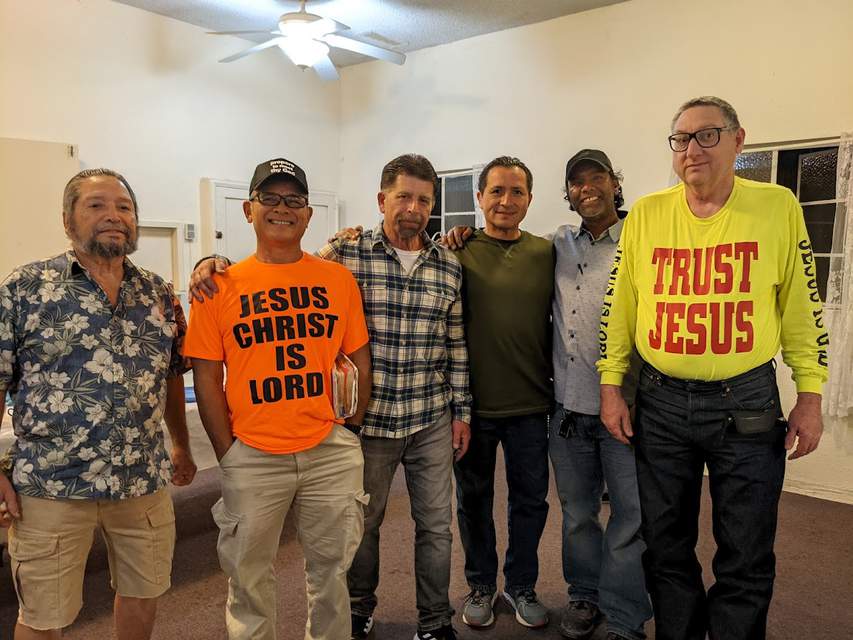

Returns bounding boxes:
[0,251,187,500]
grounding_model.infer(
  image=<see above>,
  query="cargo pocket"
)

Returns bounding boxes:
[211,498,243,577]
[9,532,60,613]
[342,492,370,569]
[145,495,176,585]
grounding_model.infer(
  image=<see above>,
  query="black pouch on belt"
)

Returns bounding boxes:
[729,409,783,435]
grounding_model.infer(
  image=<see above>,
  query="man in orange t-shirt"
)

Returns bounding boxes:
[184,157,372,640]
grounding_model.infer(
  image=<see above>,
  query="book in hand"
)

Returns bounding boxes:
[332,352,358,419]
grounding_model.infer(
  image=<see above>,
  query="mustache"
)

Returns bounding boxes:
[96,224,132,235]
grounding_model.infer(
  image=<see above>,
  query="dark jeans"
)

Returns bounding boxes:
[634,361,786,640]
[453,412,549,593]
[549,405,651,640]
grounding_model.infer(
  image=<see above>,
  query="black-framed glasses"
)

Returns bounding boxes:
[668,126,736,152]
[252,192,309,208]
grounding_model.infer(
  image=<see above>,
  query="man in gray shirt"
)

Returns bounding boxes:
[549,150,651,640]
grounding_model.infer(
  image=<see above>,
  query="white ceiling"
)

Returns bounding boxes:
[114,0,629,67]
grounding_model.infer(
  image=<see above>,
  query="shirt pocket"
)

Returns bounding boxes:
[419,285,454,323]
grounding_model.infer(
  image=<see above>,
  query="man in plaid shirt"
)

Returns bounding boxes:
[189,154,471,640]
[318,154,471,640]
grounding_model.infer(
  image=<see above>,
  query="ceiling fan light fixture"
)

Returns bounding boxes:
[279,15,313,37]
[278,37,330,68]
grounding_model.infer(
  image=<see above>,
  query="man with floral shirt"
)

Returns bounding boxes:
[0,168,196,640]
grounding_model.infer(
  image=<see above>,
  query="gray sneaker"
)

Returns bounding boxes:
[501,589,548,628]
[558,600,602,639]
[461,588,498,627]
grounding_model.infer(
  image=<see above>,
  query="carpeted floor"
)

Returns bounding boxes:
[1,454,851,639]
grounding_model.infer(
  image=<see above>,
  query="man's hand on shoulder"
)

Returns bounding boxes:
[785,392,823,460]
[328,226,364,243]
[189,256,231,303]
[442,226,474,250]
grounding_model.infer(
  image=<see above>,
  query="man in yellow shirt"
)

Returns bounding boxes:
[598,96,827,640]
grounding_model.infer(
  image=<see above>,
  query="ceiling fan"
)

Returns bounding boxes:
[208,0,406,81]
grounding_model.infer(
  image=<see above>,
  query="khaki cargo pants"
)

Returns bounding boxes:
[213,425,368,640]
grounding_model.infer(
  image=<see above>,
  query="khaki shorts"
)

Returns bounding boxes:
[8,488,175,631]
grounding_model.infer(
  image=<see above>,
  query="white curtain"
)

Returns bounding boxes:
[824,132,853,429]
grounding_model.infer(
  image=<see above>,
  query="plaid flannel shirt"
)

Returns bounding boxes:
[317,223,472,438]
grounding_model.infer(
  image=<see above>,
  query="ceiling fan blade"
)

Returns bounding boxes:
[313,55,339,81]
[323,34,405,65]
[300,16,349,39]
[219,37,283,63]
[207,30,280,36]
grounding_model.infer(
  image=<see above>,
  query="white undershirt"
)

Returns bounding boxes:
[394,248,421,275]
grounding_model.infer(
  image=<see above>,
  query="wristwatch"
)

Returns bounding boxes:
[192,254,233,270]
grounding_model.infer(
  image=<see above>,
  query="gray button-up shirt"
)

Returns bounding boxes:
[551,216,636,415]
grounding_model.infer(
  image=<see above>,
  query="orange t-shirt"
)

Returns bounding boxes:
[183,253,369,454]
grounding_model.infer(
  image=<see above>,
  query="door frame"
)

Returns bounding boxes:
[136,218,191,293]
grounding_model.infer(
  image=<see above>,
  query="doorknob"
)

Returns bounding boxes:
[215,231,223,239]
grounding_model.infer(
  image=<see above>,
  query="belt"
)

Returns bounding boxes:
[641,360,776,392]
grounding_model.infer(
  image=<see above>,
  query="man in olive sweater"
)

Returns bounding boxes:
[452,156,554,630]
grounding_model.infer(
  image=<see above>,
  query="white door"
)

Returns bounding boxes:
[302,191,339,254]
[0,137,79,276]
[213,184,254,262]
[212,184,339,260]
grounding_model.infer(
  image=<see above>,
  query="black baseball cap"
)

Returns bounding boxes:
[565,149,614,184]
[250,158,309,195]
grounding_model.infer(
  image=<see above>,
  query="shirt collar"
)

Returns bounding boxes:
[67,249,140,279]
[572,211,627,243]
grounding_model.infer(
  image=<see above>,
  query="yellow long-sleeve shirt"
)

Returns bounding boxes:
[597,177,828,394]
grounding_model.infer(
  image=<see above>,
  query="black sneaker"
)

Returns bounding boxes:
[351,612,374,639]
[413,624,457,640]
[558,600,601,638]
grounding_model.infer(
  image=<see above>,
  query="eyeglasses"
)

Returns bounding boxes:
[252,192,309,208]
[668,126,736,152]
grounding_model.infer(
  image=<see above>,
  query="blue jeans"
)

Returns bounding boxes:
[347,414,454,632]
[453,412,549,594]
[549,405,652,640]
[634,361,786,640]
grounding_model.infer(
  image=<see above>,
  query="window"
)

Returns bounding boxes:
[735,142,843,304]
[429,170,477,240]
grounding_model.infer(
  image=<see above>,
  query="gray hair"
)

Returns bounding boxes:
[671,96,741,132]
[62,168,139,217]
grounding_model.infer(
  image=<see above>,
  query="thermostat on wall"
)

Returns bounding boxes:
[184,224,196,241]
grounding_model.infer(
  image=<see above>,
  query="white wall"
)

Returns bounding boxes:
[338,0,853,503]
[0,0,341,288]
[338,0,853,234]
